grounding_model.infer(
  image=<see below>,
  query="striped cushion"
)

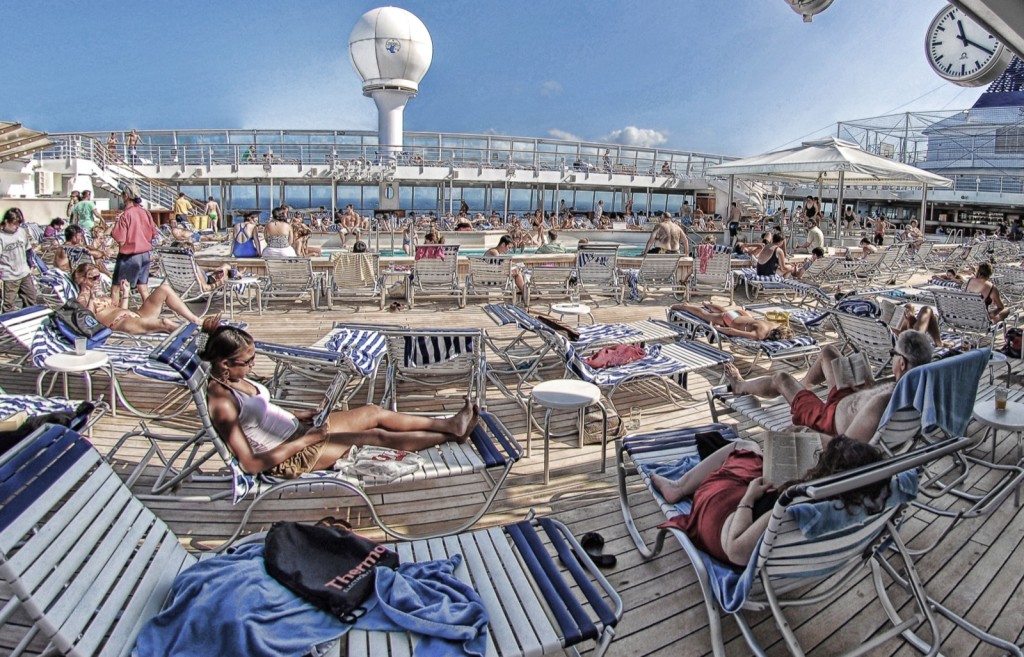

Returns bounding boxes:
[323,328,388,376]
[731,334,818,355]
[574,323,642,347]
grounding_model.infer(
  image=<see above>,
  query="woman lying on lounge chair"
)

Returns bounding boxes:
[651,436,885,567]
[670,301,796,341]
[199,316,481,479]
[73,263,204,334]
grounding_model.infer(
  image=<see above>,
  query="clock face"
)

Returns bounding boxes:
[926,4,1011,87]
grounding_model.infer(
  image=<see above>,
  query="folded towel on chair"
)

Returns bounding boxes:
[880,348,989,438]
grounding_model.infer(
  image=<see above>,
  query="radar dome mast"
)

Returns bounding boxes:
[348,7,433,165]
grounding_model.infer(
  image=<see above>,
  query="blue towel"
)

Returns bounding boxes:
[361,554,489,657]
[639,456,760,614]
[880,348,989,437]
[132,543,349,657]
[786,470,919,539]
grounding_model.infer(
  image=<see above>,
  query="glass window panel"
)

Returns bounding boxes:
[230,184,256,213]
[363,185,379,213]
[336,184,361,207]
[310,186,332,210]
[284,185,310,208]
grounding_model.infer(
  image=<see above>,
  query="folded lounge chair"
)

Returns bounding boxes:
[0,424,617,657]
[615,426,1020,656]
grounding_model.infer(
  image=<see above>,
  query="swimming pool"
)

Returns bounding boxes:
[321,246,649,258]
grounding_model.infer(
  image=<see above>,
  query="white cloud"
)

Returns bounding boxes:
[482,127,508,136]
[540,80,562,97]
[602,126,668,148]
[548,128,583,142]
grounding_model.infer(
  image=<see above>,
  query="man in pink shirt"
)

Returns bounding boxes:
[111,182,158,305]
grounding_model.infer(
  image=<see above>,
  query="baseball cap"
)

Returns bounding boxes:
[120,182,141,198]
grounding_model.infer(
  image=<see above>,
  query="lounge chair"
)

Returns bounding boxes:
[575,243,623,306]
[261,257,322,310]
[111,323,521,542]
[621,252,687,303]
[689,251,733,303]
[379,327,487,413]
[410,244,463,308]
[523,263,578,308]
[0,424,618,657]
[667,308,821,374]
[157,247,262,319]
[615,426,1020,656]
[932,288,1009,350]
[732,268,832,304]
[462,255,516,306]
[325,252,385,310]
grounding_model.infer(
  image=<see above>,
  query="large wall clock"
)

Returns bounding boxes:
[926,3,1012,87]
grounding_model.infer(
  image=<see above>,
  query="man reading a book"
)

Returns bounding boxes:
[725,330,934,444]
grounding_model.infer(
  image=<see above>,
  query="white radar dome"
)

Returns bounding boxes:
[348,7,433,95]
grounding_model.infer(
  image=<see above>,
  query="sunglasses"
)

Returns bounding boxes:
[889,349,905,360]
[87,273,102,281]
[229,354,256,368]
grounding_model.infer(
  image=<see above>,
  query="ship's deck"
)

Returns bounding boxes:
[4,282,1023,656]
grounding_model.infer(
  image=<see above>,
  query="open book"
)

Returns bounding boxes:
[878,298,909,330]
[832,351,872,389]
[763,431,822,485]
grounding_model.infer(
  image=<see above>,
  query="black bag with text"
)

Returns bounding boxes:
[263,520,399,622]
[53,300,112,348]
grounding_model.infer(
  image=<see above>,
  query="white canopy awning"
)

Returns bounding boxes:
[707,137,951,188]
[0,122,53,163]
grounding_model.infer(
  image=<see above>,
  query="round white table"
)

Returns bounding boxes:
[527,379,608,485]
[550,302,595,325]
[37,350,110,412]
[972,399,1024,463]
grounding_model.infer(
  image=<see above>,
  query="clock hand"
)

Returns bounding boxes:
[956,20,968,45]
[965,38,994,56]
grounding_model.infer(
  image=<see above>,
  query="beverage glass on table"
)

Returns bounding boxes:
[995,386,1009,411]
[74,337,87,356]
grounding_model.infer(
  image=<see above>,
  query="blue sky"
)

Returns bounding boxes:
[6,0,985,156]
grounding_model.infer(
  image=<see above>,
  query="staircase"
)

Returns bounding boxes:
[707,177,773,214]
[36,135,199,210]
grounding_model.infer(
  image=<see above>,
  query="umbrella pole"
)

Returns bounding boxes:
[920,185,928,234]
[835,171,845,243]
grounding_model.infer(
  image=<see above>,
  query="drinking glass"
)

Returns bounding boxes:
[625,406,642,432]
[74,337,87,356]
[995,386,1009,411]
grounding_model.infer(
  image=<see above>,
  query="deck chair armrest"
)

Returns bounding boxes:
[473,411,524,464]
[506,518,622,647]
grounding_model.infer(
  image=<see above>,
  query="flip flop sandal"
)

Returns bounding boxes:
[578,531,617,569]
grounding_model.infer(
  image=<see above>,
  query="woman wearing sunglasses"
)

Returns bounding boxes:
[72,262,203,334]
[199,316,480,478]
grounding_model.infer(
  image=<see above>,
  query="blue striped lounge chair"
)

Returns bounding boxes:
[0,424,619,657]
[667,307,821,374]
[614,423,1018,657]
[113,323,523,543]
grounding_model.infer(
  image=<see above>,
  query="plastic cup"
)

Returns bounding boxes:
[74,337,87,355]
[626,406,642,432]
[995,387,1008,411]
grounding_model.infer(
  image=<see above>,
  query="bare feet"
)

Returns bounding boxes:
[651,473,689,504]
[448,397,479,442]
[724,362,744,393]
[159,318,178,332]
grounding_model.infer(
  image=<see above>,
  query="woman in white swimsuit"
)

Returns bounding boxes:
[201,317,480,478]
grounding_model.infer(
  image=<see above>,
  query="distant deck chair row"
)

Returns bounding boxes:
[0,424,619,657]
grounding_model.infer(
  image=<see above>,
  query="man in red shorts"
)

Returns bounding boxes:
[724,330,933,445]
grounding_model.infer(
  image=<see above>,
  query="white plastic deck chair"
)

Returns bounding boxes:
[110,323,524,543]
[0,305,53,372]
[463,255,516,306]
[523,263,578,308]
[261,257,321,310]
[380,327,487,413]
[157,247,262,319]
[575,243,622,306]
[689,251,734,303]
[326,251,385,310]
[614,426,1020,657]
[932,288,1005,350]
[0,425,617,657]
[410,244,463,308]
[626,252,686,303]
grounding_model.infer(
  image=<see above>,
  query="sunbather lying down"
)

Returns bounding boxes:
[200,316,480,479]
[73,262,204,334]
[651,436,885,567]
[723,331,934,445]
[671,302,795,341]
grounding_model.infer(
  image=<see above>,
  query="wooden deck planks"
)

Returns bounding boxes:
[4,278,1024,656]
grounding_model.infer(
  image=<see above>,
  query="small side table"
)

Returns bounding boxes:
[226,276,264,319]
[550,302,595,325]
[527,379,609,485]
[37,351,110,430]
[972,399,1024,463]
